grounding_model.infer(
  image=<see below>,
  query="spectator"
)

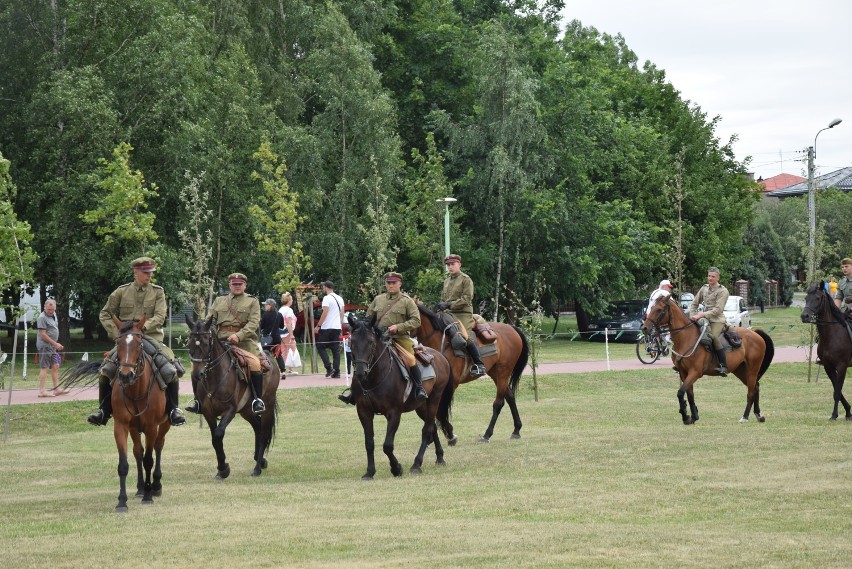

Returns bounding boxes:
[36,299,66,397]
[279,292,298,374]
[261,298,285,376]
[314,280,344,378]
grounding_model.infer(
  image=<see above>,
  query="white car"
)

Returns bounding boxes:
[724,295,751,328]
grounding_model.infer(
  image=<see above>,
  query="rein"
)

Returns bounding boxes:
[352,335,395,404]
[189,329,240,405]
[648,298,706,359]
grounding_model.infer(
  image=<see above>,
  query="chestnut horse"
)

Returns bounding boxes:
[348,315,455,480]
[642,295,774,424]
[186,313,278,478]
[800,281,852,420]
[414,305,528,441]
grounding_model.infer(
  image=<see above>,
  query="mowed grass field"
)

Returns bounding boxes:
[2,360,850,568]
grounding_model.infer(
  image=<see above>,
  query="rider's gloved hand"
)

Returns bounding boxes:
[435,301,452,311]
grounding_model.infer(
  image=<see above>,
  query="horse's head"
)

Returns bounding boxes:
[113,315,146,386]
[348,315,383,379]
[801,281,829,324]
[641,295,673,334]
[187,312,217,363]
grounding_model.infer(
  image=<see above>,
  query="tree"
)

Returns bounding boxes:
[0,152,36,325]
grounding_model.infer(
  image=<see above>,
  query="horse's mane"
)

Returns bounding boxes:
[416,303,446,332]
[118,320,139,333]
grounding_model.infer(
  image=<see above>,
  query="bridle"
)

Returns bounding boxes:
[350,325,394,398]
[645,296,705,358]
[114,330,145,386]
[802,288,844,326]
[188,325,240,404]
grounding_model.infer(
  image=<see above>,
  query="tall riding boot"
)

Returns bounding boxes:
[249,371,266,415]
[166,381,186,426]
[466,341,486,377]
[714,348,729,376]
[86,378,113,426]
[185,374,201,413]
[409,365,428,402]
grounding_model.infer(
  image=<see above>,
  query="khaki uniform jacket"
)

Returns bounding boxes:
[207,292,261,356]
[690,283,729,324]
[441,271,475,333]
[99,281,173,359]
[368,291,420,353]
[835,276,852,312]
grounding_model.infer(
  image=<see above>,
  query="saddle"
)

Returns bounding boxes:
[230,347,271,382]
[695,319,741,352]
[473,315,497,344]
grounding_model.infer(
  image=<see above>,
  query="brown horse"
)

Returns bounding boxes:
[186,313,278,479]
[800,281,852,420]
[348,315,455,480]
[642,295,774,424]
[414,305,529,441]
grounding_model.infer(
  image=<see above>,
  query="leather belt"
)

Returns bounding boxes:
[219,325,243,332]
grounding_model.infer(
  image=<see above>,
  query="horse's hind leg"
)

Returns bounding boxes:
[151,427,168,497]
[207,413,232,480]
[481,393,506,442]
[411,408,438,474]
[433,423,446,466]
[677,381,697,425]
[686,385,699,423]
[505,388,523,439]
[249,416,264,477]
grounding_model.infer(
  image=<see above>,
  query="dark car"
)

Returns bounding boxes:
[587,300,646,342]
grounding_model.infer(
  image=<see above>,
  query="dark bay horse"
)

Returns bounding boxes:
[801,281,852,420]
[642,295,774,424]
[63,316,170,512]
[414,305,528,441]
[186,313,278,478]
[348,315,455,480]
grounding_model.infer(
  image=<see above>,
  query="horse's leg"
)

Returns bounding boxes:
[504,385,523,439]
[480,378,506,442]
[686,383,699,423]
[249,415,264,477]
[823,366,843,421]
[151,424,169,497]
[832,366,852,420]
[207,411,235,480]
[129,430,145,498]
[411,407,437,474]
[113,424,130,513]
[677,377,698,425]
[140,429,155,504]
[382,411,404,477]
[433,421,446,466]
[357,406,377,480]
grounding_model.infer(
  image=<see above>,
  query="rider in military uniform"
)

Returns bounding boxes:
[185,272,266,415]
[833,258,852,321]
[435,254,486,377]
[689,266,730,376]
[338,272,427,405]
[86,257,186,426]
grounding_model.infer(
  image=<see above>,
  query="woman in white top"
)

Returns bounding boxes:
[279,292,298,374]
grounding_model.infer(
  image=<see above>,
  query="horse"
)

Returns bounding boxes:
[61,315,170,512]
[348,315,455,480]
[642,295,774,424]
[414,305,529,441]
[185,313,278,478]
[801,281,852,420]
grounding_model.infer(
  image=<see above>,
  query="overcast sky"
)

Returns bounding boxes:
[560,0,852,182]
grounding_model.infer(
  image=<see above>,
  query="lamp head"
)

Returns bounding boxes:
[828,118,842,129]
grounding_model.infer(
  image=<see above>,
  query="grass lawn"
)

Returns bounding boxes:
[1,361,850,567]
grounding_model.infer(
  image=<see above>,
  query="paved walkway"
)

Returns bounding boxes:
[3,345,813,406]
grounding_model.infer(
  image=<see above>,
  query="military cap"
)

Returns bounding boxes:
[385,272,403,283]
[228,272,248,284]
[842,258,852,266]
[444,254,462,264]
[131,257,157,272]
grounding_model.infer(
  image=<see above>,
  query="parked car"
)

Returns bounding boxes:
[724,295,751,328]
[678,292,694,312]
[587,300,646,342]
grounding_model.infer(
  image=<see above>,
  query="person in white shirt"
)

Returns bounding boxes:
[646,279,674,317]
[314,280,345,378]
[279,292,298,374]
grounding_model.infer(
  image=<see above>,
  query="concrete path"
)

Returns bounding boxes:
[3,345,813,406]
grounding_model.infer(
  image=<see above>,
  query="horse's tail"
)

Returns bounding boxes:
[509,325,530,395]
[436,364,456,439]
[59,360,102,389]
[754,329,775,380]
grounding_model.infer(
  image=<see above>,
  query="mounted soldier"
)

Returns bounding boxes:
[833,257,852,322]
[689,266,730,376]
[435,254,485,377]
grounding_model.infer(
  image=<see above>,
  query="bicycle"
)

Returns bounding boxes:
[635,329,671,364]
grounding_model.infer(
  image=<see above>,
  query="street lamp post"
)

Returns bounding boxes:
[807,118,843,279]
[436,197,457,264]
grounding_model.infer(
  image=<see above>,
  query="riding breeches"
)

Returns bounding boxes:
[708,321,725,349]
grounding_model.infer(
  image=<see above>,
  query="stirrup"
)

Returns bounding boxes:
[86,409,108,426]
[252,398,266,415]
[415,388,428,402]
[716,366,728,377]
[169,408,186,426]
[185,399,201,414]
[470,364,486,377]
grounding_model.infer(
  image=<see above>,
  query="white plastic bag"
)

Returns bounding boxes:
[285,349,301,369]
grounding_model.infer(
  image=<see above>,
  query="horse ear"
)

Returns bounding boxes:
[186,311,196,327]
[204,316,215,329]
[137,314,147,330]
[367,314,377,328]
[347,313,356,328]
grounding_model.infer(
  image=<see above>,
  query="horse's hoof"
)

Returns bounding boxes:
[757,415,766,423]
[260,458,268,469]
[142,497,153,504]
[215,464,231,480]
[738,417,749,423]
[447,435,458,446]
[510,433,521,440]
[435,458,446,466]
[846,415,852,421]
[829,416,838,422]
[250,468,262,477]
[152,488,162,497]
[135,490,144,498]
[361,474,374,481]
[409,466,422,475]
[115,505,128,514]
[683,418,694,425]
[478,435,491,443]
